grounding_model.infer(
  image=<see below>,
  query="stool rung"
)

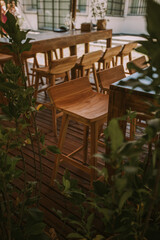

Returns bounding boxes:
[61,154,90,174]
[67,145,84,158]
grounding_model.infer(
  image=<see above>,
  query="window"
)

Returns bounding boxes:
[37,0,71,30]
[23,0,37,11]
[128,0,146,16]
[77,0,87,13]
[107,0,125,17]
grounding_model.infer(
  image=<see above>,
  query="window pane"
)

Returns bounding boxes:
[128,0,146,16]
[107,0,125,17]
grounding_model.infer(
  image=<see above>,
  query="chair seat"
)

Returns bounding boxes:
[55,91,109,122]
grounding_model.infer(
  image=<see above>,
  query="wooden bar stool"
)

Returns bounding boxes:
[75,50,103,92]
[47,76,108,186]
[116,42,137,66]
[127,56,148,74]
[0,53,13,72]
[33,55,77,137]
[98,45,122,71]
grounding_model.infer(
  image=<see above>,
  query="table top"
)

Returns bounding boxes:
[111,71,155,95]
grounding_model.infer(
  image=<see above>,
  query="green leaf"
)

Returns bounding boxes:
[119,190,133,210]
[67,233,84,239]
[146,0,160,39]
[93,235,104,240]
[86,213,94,231]
[47,145,61,154]
[26,222,46,236]
[93,181,108,196]
[107,119,124,152]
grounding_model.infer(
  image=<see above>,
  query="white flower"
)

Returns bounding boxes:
[91,0,107,19]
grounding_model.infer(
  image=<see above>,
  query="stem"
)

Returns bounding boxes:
[27,125,37,180]
[32,111,43,206]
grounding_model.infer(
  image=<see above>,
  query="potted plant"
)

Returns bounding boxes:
[91,0,108,30]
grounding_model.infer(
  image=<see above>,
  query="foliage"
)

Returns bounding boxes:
[91,0,107,19]
[0,12,59,240]
[54,0,160,239]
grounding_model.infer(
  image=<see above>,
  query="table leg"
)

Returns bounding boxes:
[70,45,77,79]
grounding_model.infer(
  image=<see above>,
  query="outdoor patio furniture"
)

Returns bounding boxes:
[127,55,148,74]
[107,71,156,140]
[33,55,77,137]
[97,45,122,71]
[116,42,137,65]
[75,50,103,92]
[47,76,108,186]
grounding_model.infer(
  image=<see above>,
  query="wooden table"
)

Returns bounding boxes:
[0,29,112,59]
[0,29,112,79]
[107,72,156,136]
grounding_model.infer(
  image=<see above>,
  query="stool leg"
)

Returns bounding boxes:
[92,64,100,93]
[52,106,58,138]
[90,121,99,184]
[50,113,69,186]
[83,126,89,164]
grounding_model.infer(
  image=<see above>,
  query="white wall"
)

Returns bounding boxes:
[19,10,147,35]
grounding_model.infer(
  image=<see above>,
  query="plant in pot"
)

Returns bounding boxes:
[91,0,108,30]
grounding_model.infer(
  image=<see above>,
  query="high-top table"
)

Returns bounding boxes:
[0,29,112,59]
[107,72,156,136]
[0,29,112,79]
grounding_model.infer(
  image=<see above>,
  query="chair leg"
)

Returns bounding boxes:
[83,126,89,165]
[130,118,137,140]
[52,107,58,138]
[92,64,100,93]
[50,113,69,186]
[90,121,99,185]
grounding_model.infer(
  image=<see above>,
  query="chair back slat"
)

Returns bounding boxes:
[102,45,122,61]
[47,76,92,104]
[127,56,148,74]
[49,55,77,74]
[97,65,125,88]
[80,50,103,67]
[121,42,137,55]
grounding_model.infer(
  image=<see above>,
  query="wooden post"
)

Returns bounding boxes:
[71,0,77,29]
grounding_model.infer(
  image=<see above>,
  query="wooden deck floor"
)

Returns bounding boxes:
[11,102,106,239]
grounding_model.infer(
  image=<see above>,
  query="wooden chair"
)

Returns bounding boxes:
[0,53,13,72]
[47,76,108,186]
[97,65,126,94]
[127,56,148,74]
[33,55,77,137]
[116,42,137,65]
[75,50,103,92]
[98,45,122,71]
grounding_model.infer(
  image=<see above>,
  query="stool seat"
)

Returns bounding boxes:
[55,90,108,122]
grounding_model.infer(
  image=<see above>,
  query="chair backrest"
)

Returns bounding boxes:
[49,55,77,74]
[102,45,122,61]
[47,76,92,105]
[121,42,137,56]
[127,56,148,74]
[97,65,125,89]
[80,50,103,67]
